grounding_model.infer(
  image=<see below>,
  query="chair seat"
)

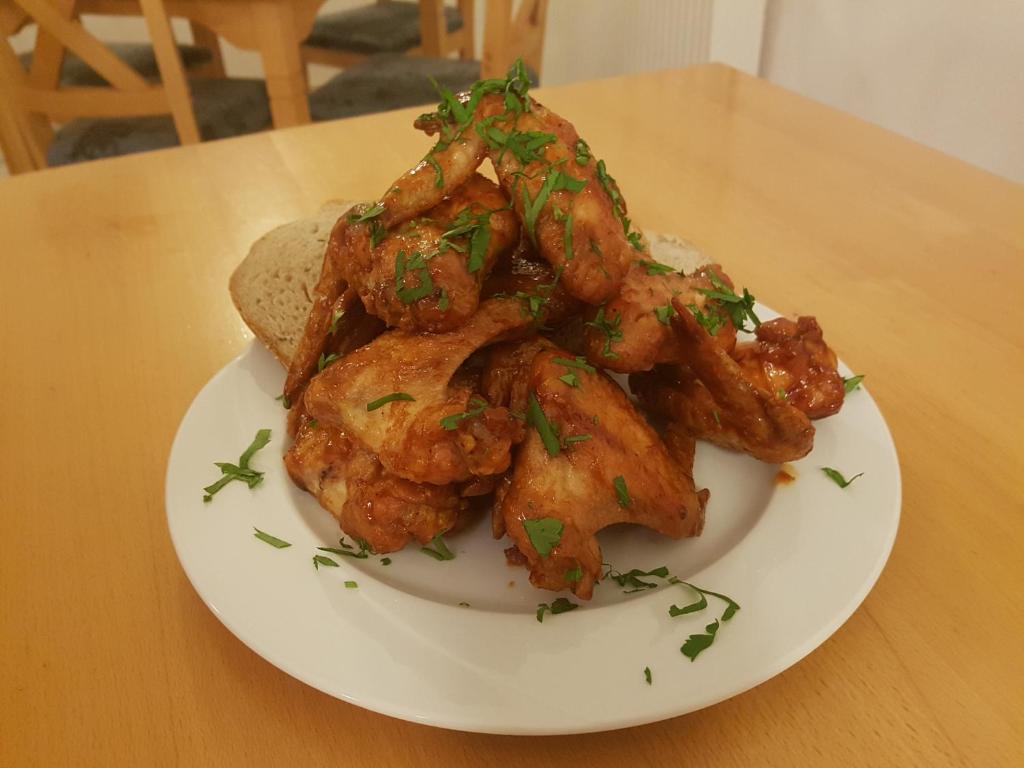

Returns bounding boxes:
[309,54,538,123]
[309,55,476,122]
[305,1,462,55]
[47,78,270,167]
[19,43,212,87]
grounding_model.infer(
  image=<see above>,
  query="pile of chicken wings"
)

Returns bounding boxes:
[282,64,846,599]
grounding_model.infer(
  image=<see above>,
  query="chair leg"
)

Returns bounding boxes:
[188,21,226,78]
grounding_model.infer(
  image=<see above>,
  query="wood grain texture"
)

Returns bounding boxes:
[1,65,1022,767]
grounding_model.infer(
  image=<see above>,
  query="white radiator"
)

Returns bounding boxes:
[535,0,767,86]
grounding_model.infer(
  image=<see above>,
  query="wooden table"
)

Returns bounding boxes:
[81,0,326,126]
[1,65,1021,767]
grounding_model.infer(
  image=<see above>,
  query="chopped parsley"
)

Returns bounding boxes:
[687,303,726,336]
[843,374,865,393]
[438,208,494,273]
[566,565,582,582]
[421,534,455,561]
[558,372,580,388]
[312,554,338,570]
[668,578,741,661]
[654,303,677,326]
[349,202,385,224]
[605,565,670,593]
[253,528,291,549]
[202,429,272,502]
[366,392,415,411]
[440,397,489,430]
[344,580,358,589]
[638,260,677,276]
[329,308,344,335]
[696,270,761,333]
[536,597,578,623]
[319,537,374,559]
[478,125,555,165]
[553,356,596,373]
[317,352,340,372]
[521,170,587,240]
[644,666,652,685]
[585,306,624,358]
[274,393,291,409]
[821,467,864,488]
[574,138,591,166]
[437,288,450,311]
[380,557,392,566]
[426,154,444,188]
[613,476,631,507]
[395,250,434,304]
[523,518,563,557]
[526,392,561,457]
[563,433,592,447]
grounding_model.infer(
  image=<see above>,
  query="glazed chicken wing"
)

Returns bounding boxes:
[415,76,635,304]
[731,316,844,419]
[303,298,531,485]
[493,344,707,600]
[480,100,635,305]
[338,174,520,333]
[583,261,739,372]
[285,408,462,553]
[631,300,816,463]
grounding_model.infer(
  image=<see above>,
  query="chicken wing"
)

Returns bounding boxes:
[303,298,531,485]
[493,343,707,600]
[414,68,635,304]
[631,300,816,463]
[731,316,844,419]
[285,406,462,553]
[583,262,739,372]
[339,174,520,333]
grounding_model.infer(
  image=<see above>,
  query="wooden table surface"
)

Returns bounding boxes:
[1,65,1021,767]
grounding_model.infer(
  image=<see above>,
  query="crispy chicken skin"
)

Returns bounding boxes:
[494,344,708,600]
[732,316,844,420]
[303,298,530,485]
[339,174,520,333]
[631,301,816,464]
[583,262,738,373]
[285,406,462,553]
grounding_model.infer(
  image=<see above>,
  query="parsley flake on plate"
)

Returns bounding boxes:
[536,597,578,623]
[821,467,864,489]
[253,528,290,549]
[202,429,272,502]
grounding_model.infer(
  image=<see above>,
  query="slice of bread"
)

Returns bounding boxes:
[230,202,710,367]
[229,201,354,366]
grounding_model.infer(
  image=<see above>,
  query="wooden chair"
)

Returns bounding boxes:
[308,0,548,123]
[0,0,267,174]
[302,0,475,72]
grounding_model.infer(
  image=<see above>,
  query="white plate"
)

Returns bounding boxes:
[166,315,900,735]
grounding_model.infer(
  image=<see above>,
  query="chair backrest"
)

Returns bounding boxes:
[417,0,474,60]
[0,0,199,174]
[481,0,548,80]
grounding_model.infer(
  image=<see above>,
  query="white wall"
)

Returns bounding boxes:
[760,0,1024,183]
